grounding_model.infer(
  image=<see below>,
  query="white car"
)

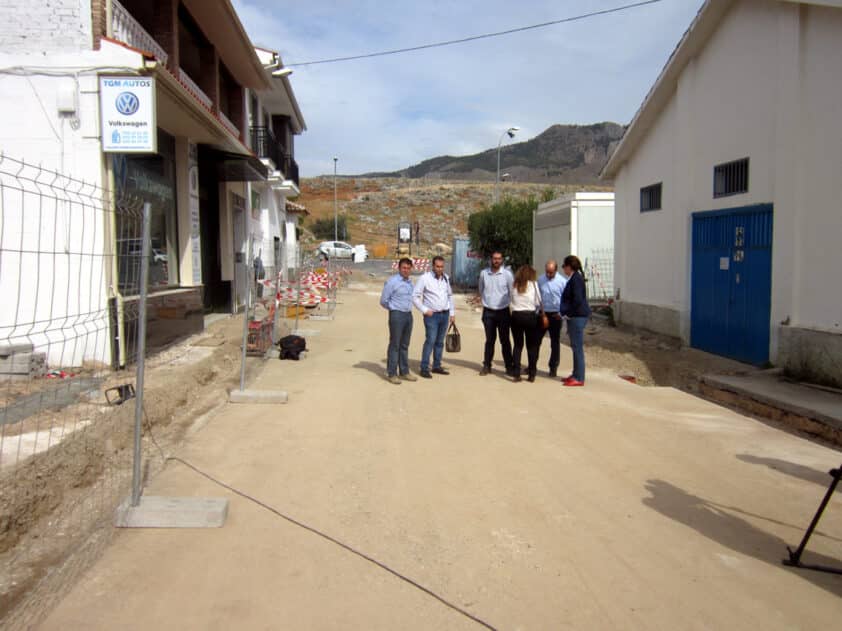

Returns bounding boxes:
[318,241,366,262]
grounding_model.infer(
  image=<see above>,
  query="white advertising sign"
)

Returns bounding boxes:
[99,77,157,153]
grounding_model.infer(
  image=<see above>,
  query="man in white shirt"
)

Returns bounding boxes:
[413,256,454,378]
[477,251,514,376]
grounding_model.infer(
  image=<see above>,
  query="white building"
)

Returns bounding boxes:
[248,46,306,287]
[0,0,305,368]
[532,192,615,301]
[602,0,842,387]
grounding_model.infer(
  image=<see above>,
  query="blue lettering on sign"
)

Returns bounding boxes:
[115,92,140,116]
[112,129,121,144]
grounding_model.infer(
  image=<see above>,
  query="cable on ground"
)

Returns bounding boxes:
[141,408,498,630]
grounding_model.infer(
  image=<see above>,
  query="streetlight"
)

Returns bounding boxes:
[495,126,519,203]
[333,157,338,241]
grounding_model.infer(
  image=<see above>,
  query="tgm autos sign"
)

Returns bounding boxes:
[99,77,156,153]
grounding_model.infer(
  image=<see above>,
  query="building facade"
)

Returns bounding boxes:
[0,0,304,367]
[602,0,842,386]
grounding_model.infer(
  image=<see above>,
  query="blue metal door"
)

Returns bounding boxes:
[691,204,773,365]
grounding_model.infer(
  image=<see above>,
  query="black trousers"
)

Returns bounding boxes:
[511,311,541,377]
[544,312,562,371]
[481,307,513,370]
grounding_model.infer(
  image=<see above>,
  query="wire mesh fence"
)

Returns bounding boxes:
[0,154,148,628]
[584,247,615,303]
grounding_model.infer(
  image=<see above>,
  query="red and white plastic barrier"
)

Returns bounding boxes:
[391,258,430,272]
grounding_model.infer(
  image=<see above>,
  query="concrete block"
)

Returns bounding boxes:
[114,496,228,528]
[228,389,288,404]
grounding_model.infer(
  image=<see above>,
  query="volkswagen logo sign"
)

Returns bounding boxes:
[115,92,140,116]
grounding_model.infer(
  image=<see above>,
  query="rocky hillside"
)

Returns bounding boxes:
[365,122,625,185]
[297,177,610,255]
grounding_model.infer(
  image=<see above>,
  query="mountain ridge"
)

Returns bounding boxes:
[362,122,625,185]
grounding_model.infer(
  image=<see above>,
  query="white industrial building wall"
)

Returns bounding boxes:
[613,0,842,378]
[792,4,842,333]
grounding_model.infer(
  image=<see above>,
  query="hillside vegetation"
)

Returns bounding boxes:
[297,178,609,256]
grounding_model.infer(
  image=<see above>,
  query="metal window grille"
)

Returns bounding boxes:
[640,183,662,212]
[713,157,749,198]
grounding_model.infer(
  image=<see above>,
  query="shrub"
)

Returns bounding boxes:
[310,215,350,241]
[467,196,539,269]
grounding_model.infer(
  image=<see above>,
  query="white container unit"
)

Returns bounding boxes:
[532,192,615,302]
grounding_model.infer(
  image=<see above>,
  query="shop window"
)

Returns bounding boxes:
[114,128,180,294]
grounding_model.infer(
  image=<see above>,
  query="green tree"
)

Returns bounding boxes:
[467,196,539,270]
[310,215,350,241]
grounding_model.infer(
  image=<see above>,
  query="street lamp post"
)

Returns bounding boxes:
[333,157,338,241]
[495,126,519,204]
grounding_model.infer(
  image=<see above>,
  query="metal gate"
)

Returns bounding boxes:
[690,204,773,365]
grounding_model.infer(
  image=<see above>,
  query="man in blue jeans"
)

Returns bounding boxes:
[412,256,454,379]
[380,258,417,385]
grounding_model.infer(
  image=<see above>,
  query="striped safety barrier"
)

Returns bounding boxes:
[391,258,430,272]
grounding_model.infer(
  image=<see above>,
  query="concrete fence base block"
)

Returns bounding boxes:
[228,389,289,404]
[114,496,228,528]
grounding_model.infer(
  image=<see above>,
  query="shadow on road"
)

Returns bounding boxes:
[353,360,388,380]
[642,479,842,597]
[440,357,512,382]
[736,454,840,490]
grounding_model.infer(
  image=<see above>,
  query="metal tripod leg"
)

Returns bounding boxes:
[782,464,842,575]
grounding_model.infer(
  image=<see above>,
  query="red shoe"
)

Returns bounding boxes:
[563,379,584,387]
[561,375,574,383]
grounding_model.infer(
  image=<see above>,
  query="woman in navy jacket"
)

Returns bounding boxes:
[559,255,591,386]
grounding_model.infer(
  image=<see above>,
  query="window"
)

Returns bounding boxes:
[640,182,662,212]
[714,157,749,198]
[114,129,179,294]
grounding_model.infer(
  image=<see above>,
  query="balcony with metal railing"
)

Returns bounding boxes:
[283,155,300,187]
[250,126,284,172]
[111,0,168,65]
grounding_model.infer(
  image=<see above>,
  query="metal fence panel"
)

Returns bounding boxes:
[0,155,145,628]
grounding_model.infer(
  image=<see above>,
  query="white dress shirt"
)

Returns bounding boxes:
[412,271,454,316]
[510,282,542,312]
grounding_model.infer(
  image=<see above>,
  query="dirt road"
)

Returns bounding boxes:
[39,278,842,630]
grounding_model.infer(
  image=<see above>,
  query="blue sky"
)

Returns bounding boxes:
[231,0,705,176]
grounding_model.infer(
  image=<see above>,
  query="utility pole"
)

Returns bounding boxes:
[333,157,338,241]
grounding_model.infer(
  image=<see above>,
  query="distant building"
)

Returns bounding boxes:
[532,192,615,302]
[0,0,305,367]
[602,0,842,387]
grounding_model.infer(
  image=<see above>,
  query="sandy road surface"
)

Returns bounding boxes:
[40,279,842,630]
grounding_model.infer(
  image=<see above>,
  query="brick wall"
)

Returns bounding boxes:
[0,0,93,53]
[90,0,106,50]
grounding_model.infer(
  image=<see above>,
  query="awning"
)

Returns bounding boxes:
[201,149,268,182]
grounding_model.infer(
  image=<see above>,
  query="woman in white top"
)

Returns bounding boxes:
[510,264,543,382]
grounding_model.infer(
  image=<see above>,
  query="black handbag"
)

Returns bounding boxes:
[445,322,461,353]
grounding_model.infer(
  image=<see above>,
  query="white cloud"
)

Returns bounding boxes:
[232,0,704,176]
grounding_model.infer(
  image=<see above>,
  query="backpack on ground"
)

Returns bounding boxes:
[278,334,306,360]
